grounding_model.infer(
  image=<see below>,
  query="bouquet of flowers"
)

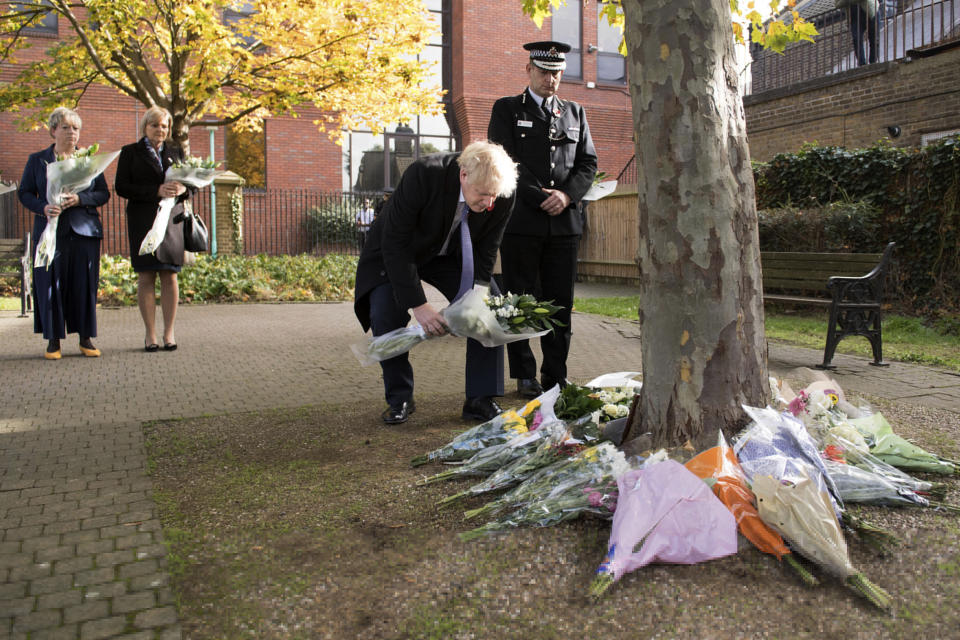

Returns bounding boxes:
[351,324,429,366]
[438,421,586,508]
[442,287,560,348]
[460,475,620,542]
[417,420,567,487]
[684,433,818,586]
[462,442,628,525]
[410,397,542,467]
[849,412,959,475]
[351,288,564,365]
[36,144,119,269]
[589,459,738,598]
[139,156,223,256]
[753,471,892,610]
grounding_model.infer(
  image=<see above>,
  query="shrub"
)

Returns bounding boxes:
[754,136,960,312]
[303,200,361,250]
[97,253,357,306]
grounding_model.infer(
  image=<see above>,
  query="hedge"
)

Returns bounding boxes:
[754,135,960,312]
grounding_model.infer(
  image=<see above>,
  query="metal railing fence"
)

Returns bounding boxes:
[750,0,959,95]
[0,186,212,256]
[241,189,380,257]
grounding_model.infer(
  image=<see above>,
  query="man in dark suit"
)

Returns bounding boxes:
[354,141,518,425]
[488,41,598,398]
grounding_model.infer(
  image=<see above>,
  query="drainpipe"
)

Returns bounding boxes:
[207,126,218,256]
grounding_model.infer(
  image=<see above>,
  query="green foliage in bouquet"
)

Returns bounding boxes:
[485,292,566,334]
[171,156,221,170]
[554,384,605,422]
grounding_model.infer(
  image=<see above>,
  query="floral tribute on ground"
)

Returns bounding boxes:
[409,371,959,612]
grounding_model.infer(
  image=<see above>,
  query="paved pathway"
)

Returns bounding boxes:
[1,287,958,638]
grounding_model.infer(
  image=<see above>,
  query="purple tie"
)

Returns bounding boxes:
[454,203,473,301]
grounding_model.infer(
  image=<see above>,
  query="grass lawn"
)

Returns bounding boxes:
[573,296,960,373]
[0,296,21,311]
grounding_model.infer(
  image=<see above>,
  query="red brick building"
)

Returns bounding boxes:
[1,1,634,199]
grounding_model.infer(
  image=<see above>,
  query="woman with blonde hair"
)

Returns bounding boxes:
[18,107,110,359]
[115,105,192,352]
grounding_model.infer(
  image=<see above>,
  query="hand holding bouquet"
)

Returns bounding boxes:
[140,156,222,256]
[36,144,119,269]
[442,287,563,348]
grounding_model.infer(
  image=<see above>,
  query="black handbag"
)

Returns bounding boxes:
[179,202,209,253]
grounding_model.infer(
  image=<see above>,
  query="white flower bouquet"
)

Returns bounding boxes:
[139,157,222,256]
[442,287,561,349]
[36,144,119,269]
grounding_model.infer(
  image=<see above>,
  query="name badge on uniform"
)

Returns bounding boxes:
[567,126,580,133]
[517,120,533,128]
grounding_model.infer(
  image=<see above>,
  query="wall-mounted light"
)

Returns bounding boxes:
[586,44,598,53]
[887,125,902,138]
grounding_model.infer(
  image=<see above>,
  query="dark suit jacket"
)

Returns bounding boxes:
[354,152,516,331]
[18,145,110,244]
[115,139,191,269]
[488,89,597,236]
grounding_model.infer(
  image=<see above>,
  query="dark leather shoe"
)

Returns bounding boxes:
[462,396,502,422]
[382,400,416,425]
[541,377,570,391]
[517,378,544,399]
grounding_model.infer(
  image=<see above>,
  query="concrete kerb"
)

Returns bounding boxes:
[1,286,958,637]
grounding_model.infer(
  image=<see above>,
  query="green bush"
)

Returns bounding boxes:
[754,135,960,312]
[97,253,357,306]
[758,201,882,253]
[303,200,361,249]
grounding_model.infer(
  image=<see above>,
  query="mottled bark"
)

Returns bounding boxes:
[623,0,768,448]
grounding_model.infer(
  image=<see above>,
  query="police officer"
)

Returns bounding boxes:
[488,40,598,398]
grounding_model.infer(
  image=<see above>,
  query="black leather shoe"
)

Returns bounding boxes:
[541,377,570,391]
[517,378,544,399]
[462,396,502,422]
[381,400,416,425]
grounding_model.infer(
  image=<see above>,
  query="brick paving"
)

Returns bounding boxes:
[1,284,957,638]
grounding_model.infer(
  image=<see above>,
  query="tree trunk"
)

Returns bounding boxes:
[622,0,768,449]
[171,109,191,155]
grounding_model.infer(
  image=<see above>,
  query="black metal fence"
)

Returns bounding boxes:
[750,0,959,95]
[0,185,213,256]
[241,189,382,257]
[0,183,383,259]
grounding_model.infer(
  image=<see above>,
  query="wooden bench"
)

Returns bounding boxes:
[761,242,896,370]
[0,233,32,317]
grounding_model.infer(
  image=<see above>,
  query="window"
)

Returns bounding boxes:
[551,1,582,80]
[14,1,57,36]
[343,1,455,191]
[921,129,960,147]
[596,5,625,84]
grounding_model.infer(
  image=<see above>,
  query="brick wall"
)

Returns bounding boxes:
[453,0,635,179]
[745,46,960,161]
[2,1,634,206]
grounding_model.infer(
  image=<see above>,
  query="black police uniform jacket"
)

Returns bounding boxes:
[487,89,597,236]
[353,152,516,332]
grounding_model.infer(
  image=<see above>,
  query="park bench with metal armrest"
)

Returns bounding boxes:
[0,233,32,318]
[760,242,896,369]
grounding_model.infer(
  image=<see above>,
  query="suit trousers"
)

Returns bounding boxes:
[33,226,100,341]
[368,253,504,407]
[499,232,578,384]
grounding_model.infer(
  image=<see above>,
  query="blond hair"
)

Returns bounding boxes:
[139,105,172,139]
[457,140,518,198]
[48,107,81,134]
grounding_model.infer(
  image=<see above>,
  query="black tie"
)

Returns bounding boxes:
[542,98,552,119]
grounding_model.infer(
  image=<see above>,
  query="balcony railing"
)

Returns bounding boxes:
[748,0,959,95]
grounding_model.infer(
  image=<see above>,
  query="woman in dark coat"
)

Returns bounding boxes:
[115,105,191,352]
[18,107,109,360]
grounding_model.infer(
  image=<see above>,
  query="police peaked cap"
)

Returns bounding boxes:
[523,41,570,71]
